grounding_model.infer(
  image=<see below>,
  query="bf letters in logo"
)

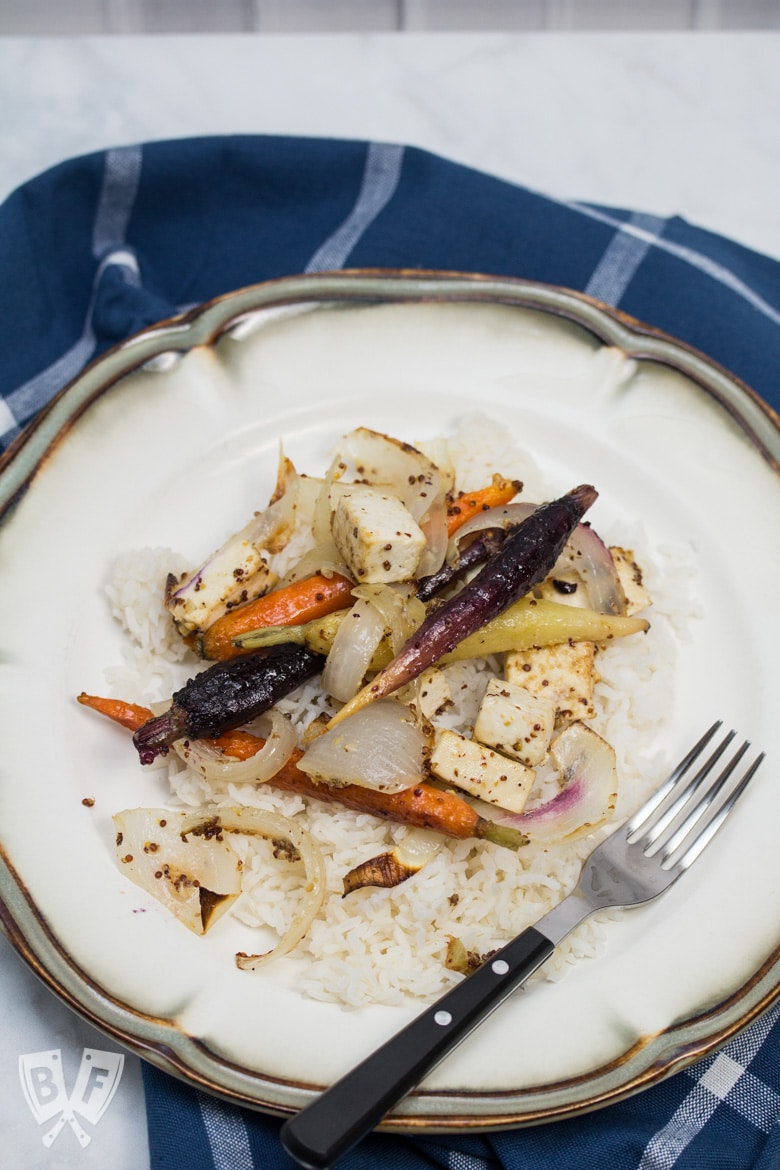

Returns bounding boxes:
[19,1048,124,1147]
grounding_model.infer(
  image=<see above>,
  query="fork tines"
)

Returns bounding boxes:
[627,721,765,872]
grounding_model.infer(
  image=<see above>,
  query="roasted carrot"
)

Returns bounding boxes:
[77,694,155,731]
[77,694,262,758]
[446,475,522,537]
[131,644,323,764]
[77,693,525,848]
[271,760,525,847]
[198,572,355,660]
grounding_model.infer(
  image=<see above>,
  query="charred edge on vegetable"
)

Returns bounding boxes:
[445,937,499,975]
[200,888,230,931]
[131,643,324,764]
[416,527,507,602]
[342,851,419,896]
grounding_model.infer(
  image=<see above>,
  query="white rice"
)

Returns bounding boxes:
[103,416,700,1007]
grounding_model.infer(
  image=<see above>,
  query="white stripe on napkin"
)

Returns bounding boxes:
[1,144,143,446]
[92,146,142,258]
[305,142,405,273]
[198,1093,254,1170]
[0,396,16,436]
[446,1150,494,1170]
[638,1003,780,1168]
[585,211,667,306]
[569,199,780,329]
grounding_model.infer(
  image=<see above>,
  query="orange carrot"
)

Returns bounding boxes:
[76,694,154,731]
[77,693,260,758]
[77,693,525,848]
[198,572,355,661]
[446,475,522,537]
[270,760,524,847]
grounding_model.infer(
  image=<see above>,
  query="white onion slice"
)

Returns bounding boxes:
[113,808,242,934]
[414,436,456,496]
[394,825,444,869]
[321,596,386,702]
[313,455,341,545]
[172,710,296,785]
[166,450,302,634]
[495,723,618,843]
[321,585,427,702]
[353,583,425,655]
[416,489,449,579]
[281,540,350,585]
[294,474,324,536]
[331,428,441,521]
[445,502,536,563]
[298,699,427,792]
[281,459,349,583]
[178,806,327,969]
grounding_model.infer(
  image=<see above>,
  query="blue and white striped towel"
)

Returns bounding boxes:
[2,136,779,1169]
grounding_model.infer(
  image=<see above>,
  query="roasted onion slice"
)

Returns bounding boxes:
[166,450,302,635]
[173,709,296,785]
[179,806,327,970]
[554,524,626,616]
[113,807,242,935]
[321,596,387,703]
[495,723,618,843]
[298,699,427,792]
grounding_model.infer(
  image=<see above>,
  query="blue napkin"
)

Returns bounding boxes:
[2,136,779,1169]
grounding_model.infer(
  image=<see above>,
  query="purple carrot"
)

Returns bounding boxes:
[415,527,507,602]
[132,643,323,764]
[328,484,598,727]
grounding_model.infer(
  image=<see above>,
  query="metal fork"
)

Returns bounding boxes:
[281,722,765,1170]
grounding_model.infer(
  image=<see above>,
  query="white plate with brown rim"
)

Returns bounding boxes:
[1,270,779,1130]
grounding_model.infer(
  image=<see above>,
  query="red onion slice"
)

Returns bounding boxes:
[495,723,618,843]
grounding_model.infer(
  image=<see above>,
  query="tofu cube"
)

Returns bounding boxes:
[505,641,596,724]
[473,678,556,767]
[429,728,535,813]
[609,546,651,616]
[331,486,426,583]
[416,667,452,721]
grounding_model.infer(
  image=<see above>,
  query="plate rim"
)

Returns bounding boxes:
[2,268,779,1129]
[2,269,778,519]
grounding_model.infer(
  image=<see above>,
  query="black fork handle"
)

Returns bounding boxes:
[280,927,555,1170]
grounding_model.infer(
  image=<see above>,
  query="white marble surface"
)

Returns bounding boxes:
[0,29,779,1170]
[1,32,779,258]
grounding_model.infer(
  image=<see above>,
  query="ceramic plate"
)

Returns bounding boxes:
[1,272,779,1130]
